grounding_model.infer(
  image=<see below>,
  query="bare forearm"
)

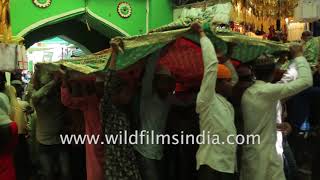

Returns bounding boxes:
[109,52,117,70]
[31,80,56,103]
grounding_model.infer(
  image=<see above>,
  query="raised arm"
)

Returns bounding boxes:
[224,60,238,85]
[278,62,298,84]
[264,56,312,101]
[195,23,219,109]
[224,43,238,85]
[59,69,89,111]
[31,80,56,106]
[102,38,123,112]
[304,38,319,68]
[141,50,161,98]
[60,87,88,111]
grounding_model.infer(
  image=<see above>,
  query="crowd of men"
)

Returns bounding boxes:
[0,23,320,180]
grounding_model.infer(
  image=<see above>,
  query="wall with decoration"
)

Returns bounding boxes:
[10,0,173,38]
[10,0,85,37]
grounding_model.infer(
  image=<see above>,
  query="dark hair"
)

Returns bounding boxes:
[0,124,12,153]
[253,64,276,81]
[302,31,313,37]
[237,64,254,82]
[0,72,6,92]
[252,54,276,81]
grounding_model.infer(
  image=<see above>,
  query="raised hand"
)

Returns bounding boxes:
[191,22,203,34]
[110,37,124,54]
[191,22,206,38]
[56,66,69,88]
[277,122,292,136]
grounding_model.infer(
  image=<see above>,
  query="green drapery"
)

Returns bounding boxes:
[39,20,289,74]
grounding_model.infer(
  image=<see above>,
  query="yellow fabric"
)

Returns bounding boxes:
[5,85,27,134]
[196,36,236,173]
[0,35,24,44]
[0,0,11,43]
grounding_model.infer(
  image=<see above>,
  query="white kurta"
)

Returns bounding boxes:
[196,36,237,173]
[276,58,299,157]
[275,102,284,158]
[240,57,312,180]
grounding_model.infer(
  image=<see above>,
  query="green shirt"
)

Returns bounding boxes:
[196,36,237,173]
[304,37,320,67]
[241,57,312,180]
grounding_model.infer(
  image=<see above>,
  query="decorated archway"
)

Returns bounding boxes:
[9,0,173,52]
[23,18,110,53]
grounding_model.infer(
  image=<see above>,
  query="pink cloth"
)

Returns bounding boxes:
[61,87,104,180]
[0,122,18,180]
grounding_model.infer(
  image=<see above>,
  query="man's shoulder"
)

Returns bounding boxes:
[0,92,9,101]
[245,81,275,94]
[0,92,8,96]
[18,99,29,107]
[294,56,307,61]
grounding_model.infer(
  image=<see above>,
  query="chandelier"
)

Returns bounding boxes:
[232,0,299,17]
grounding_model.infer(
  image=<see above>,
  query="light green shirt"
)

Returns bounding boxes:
[5,85,29,134]
[196,36,237,173]
[240,56,312,180]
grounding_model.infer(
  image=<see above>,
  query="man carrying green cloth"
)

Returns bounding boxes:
[193,22,237,180]
[240,53,312,180]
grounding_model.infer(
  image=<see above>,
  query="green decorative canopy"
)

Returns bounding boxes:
[39,19,289,75]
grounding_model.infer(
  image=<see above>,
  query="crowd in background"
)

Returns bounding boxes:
[1,23,320,180]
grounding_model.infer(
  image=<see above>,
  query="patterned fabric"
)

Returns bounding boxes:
[159,38,203,87]
[102,70,141,180]
[304,37,320,68]
[172,0,198,6]
[38,18,289,75]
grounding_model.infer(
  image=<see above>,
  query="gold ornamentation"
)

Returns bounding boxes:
[32,0,52,9]
[232,0,299,18]
[117,2,132,18]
